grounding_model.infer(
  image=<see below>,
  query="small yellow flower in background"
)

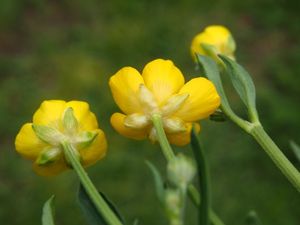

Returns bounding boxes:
[190,25,236,61]
[15,100,107,176]
[109,59,220,146]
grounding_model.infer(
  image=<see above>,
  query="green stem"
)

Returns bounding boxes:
[151,114,225,225]
[61,142,123,225]
[250,124,300,192]
[191,127,210,225]
[151,114,175,161]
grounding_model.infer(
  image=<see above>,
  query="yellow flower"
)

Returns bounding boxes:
[15,100,107,176]
[109,59,220,146]
[190,25,236,61]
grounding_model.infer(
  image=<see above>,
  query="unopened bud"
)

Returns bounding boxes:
[167,154,196,190]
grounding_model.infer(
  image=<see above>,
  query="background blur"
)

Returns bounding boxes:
[0,0,299,224]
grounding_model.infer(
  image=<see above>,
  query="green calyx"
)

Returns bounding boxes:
[32,107,99,166]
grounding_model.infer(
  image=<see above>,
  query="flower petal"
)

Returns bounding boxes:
[142,59,185,105]
[33,100,66,126]
[66,101,98,131]
[33,158,68,176]
[110,113,148,140]
[15,123,48,160]
[174,77,220,122]
[167,123,200,146]
[80,129,107,166]
[109,67,144,114]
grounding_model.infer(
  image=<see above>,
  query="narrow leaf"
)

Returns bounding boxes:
[145,161,165,203]
[290,140,300,162]
[196,54,237,119]
[42,195,55,225]
[219,55,258,121]
[190,125,210,225]
[78,184,125,225]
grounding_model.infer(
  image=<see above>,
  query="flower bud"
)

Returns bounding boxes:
[167,154,196,190]
[191,25,236,62]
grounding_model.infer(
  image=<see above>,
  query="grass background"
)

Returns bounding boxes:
[0,0,299,224]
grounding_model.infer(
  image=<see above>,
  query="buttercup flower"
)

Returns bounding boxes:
[109,59,220,146]
[190,25,236,61]
[15,100,107,176]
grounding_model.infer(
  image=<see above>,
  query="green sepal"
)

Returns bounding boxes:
[200,43,220,63]
[78,184,125,225]
[32,124,64,145]
[36,147,61,166]
[218,55,259,122]
[42,195,56,225]
[290,140,300,163]
[63,107,78,135]
[75,131,99,150]
[145,160,166,203]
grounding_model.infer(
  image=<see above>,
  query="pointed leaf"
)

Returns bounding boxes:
[290,140,300,162]
[145,161,165,203]
[190,125,210,225]
[218,55,258,121]
[196,54,236,119]
[78,184,125,225]
[42,195,55,225]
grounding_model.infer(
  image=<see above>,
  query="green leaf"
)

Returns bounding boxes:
[78,184,125,225]
[245,210,262,225]
[196,54,236,118]
[290,140,300,162]
[145,161,165,203]
[42,195,55,225]
[218,55,258,121]
[190,125,210,225]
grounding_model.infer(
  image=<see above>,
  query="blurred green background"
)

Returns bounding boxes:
[0,0,299,224]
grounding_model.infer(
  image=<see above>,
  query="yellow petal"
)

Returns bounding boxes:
[142,59,185,105]
[15,123,48,160]
[33,157,68,176]
[109,67,144,114]
[174,77,220,122]
[66,101,99,131]
[110,113,148,140]
[167,123,200,146]
[80,129,107,166]
[33,100,66,126]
